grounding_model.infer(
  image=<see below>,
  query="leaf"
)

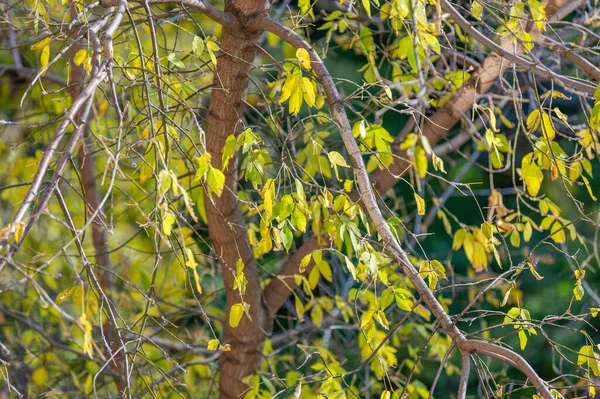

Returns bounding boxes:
[222,134,237,170]
[295,296,305,322]
[361,0,371,16]
[281,224,293,252]
[582,176,598,201]
[40,44,50,72]
[472,0,483,19]
[168,53,185,69]
[74,49,87,66]
[162,212,175,236]
[301,77,316,107]
[521,153,543,196]
[526,109,541,132]
[192,36,205,56]
[206,166,225,197]
[328,151,350,168]
[414,146,428,178]
[414,192,425,216]
[328,151,350,180]
[518,329,528,350]
[291,208,307,232]
[344,256,358,281]
[32,367,48,387]
[541,112,555,140]
[31,36,50,50]
[229,303,245,328]
[207,339,220,351]
[296,48,311,70]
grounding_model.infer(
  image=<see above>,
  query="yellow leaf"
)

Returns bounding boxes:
[521,153,543,196]
[328,151,350,168]
[74,49,87,66]
[414,192,425,216]
[301,77,316,107]
[31,37,50,50]
[414,146,428,178]
[79,313,94,358]
[471,0,483,19]
[229,303,245,328]
[32,367,48,387]
[162,212,175,236]
[361,0,371,16]
[296,48,311,70]
[40,44,50,73]
[206,166,225,197]
[207,339,219,351]
[582,176,598,201]
[541,112,555,141]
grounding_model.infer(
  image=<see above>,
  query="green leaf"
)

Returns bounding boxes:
[192,35,205,56]
[168,53,185,69]
[206,166,225,197]
[282,224,293,252]
[222,134,237,169]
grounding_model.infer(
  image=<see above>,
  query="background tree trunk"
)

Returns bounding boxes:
[203,0,270,397]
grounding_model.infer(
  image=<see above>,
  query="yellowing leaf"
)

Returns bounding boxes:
[521,153,543,196]
[162,212,175,236]
[296,48,311,70]
[207,339,220,351]
[32,367,48,387]
[206,166,225,197]
[40,44,50,72]
[79,313,94,358]
[229,303,245,328]
[541,112,555,141]
[582,176,598,201]
[361,0,371,16]
[471,0,483,19]
[31,37,50,50]
[74,49,87,66]
[414,192,425,216]
[518,329,528,350]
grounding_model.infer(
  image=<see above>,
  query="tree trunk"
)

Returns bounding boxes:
[203,0,270,397]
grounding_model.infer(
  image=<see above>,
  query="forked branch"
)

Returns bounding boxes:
[260,17,554,399]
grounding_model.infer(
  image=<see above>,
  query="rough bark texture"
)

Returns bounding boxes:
[203,0,270,397]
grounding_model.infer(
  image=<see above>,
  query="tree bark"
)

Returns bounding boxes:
[203,0,270,397]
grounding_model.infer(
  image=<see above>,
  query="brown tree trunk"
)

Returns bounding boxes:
[203,1,270,397]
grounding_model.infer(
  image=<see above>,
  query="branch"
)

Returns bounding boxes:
[99,0,235,28]
[260,17,554,399]
[439,0,595,95]
[458,351,471,399]
[262,0,579,315]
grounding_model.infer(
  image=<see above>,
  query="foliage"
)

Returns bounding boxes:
[0,0,599,398]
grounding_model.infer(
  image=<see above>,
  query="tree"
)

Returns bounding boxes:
[1,0,599,397]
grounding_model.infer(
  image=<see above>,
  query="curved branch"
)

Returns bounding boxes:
[262,0,580,315]
[260,17,554,399]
